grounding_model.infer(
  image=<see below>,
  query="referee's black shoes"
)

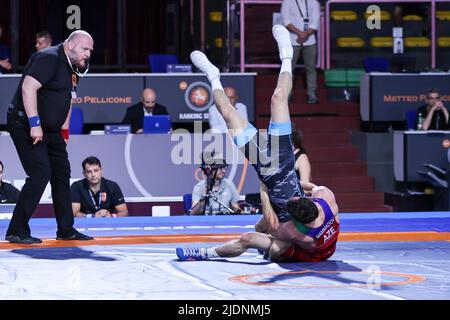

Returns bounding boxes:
[5,235,43,244]
[56,231,94,241]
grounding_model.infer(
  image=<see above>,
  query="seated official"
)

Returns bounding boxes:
[417,89,450,130]
[190,152,241,215]
[71,156,128,218]
[122,88,169,134]
[0,161,20,203]
[208,87,248,133]
[35,30,52,52]
[0,24,12,74]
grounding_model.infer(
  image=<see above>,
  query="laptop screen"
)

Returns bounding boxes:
[143,115,172,134]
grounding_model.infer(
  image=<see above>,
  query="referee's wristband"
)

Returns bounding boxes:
[28,116,41,128]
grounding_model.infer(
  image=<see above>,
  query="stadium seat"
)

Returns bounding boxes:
[363,57,390,72]
[364,10,391,21]
[337,37,365,48]
[209,11,222,22]
[370,37,393,48]
[403,15,422,21]
[214,38,240,48]
[438,37,450,47]
[330,10,357,21]
[405,109,418,130]
[324,69,365,87]
[404,37,430,47]
[148,54,179,73]
[437,11,450,21]
[183,193,193,213]
[69,107,84,134]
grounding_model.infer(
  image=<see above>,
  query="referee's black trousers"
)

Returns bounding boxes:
[6,113,76,238]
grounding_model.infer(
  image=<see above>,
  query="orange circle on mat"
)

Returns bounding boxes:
[443,139,450,149]
[230,270,426,288]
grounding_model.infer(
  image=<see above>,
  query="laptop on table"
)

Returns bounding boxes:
[143,115,172,134]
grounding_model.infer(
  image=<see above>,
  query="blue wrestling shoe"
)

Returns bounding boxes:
[176,247,207,261]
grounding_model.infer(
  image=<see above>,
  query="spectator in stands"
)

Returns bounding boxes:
[208,87,248,133]
[122,88,169,134]
[0,24,12,73]
[292,125,312,185]
[35,30,52,52]
[190,152,241,215]
[0,161,20,203]
[281,0,321,104]
[417,89,450,131]
[394,3,431,37]
[71,156,128,218]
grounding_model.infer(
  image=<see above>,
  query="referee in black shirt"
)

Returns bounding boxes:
[5,30,94,244]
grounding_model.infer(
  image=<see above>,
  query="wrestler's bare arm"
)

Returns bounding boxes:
[311,186,339,218]
[260,182,279,235]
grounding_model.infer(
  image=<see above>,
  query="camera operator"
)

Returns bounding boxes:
[190,152,241,215]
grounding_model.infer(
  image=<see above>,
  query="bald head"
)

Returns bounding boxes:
[64,30,94,69]
[142,88,157,111]
[66,30,93,43]
[224,87,238,107]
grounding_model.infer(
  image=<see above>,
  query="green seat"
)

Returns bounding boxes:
[324,69,365,88]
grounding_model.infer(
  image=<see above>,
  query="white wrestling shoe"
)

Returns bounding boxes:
[190,50,220,82]
[272,24,293,60]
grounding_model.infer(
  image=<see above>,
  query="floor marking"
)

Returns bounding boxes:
[230,270,426,288]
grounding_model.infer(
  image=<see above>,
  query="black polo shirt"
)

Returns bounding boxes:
[0,182,21,203]
[11,44,77,131]
[70,178,125,215]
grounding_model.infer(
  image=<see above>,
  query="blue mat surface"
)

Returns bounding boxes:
[1,212,449,238]
[1,212,450,300]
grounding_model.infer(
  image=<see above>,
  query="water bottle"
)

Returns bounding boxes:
[417,113,424,131]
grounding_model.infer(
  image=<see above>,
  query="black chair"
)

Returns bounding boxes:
[418,163,450,210]
[390,56,417,73]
